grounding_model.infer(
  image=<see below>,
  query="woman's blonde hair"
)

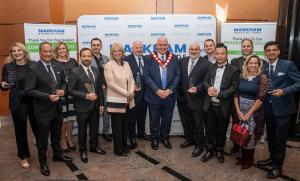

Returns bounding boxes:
[110,43,125,64]
[241,55,263,79]
[5,42,30,63]
[54,42,70,60]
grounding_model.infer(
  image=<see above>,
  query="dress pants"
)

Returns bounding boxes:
[206,104,230,153]
[77,108,100,152]
[11,102,38,159]
[128,99,147,140]
[148,99,175,141]
[101,90,111,134]
[110,109,128,154]
[36,113,62,163]
[265,101,290,169]
[177,98,193,140]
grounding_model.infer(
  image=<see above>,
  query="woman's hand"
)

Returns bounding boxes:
[237,111,245,121]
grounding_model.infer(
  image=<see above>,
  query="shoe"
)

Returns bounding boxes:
[257,158,273,166]
[128,139,138,150]
[138,133,151,141]
[102,134,112,142]
[53,154,73,162]
[216,152,224,163]
[20,159,30,168]
[192,147,203,157]
[114,151,128,157]
[90,147,107,154]
[151,140,159,150]
[180,140,194,148]
[267,168,281,179]
[230,145,240,154]
[67,142,76,151]
[80,152,88,163]
[236,149,246,165]
[201,152,214,162]
[161,139,172,149]
[40,162,50,176]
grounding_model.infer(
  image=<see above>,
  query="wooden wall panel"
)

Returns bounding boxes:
[0,56,10,116]
[157,0,173,14]
[0,25,25,56]
[64,0,157,22]
[0,0,50,24]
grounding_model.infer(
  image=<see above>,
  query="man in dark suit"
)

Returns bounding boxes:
[144,37,181,150]
[177,42,211,157]
[25,42,72,176]
[69,48,106,163]
[257,41,300,179]
[124,41,151,150]
[201,43,239,163]
[202,39,216,64]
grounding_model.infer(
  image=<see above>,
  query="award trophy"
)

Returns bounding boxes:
[85,82,95,93]
[188,77,195,89]
[5,69,17,88]
[135,72,141,91]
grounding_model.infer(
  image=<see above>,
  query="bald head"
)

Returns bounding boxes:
[189,42,201,59]
[156,37,169,55]
[132,41,143,56]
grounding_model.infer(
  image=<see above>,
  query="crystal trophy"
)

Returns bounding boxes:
[85,82,95,93]
[188,77,195,89]
[5,69,17,87]
[135,72,141,91]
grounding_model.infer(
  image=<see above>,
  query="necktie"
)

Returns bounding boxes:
[161,55,167,89]
[270,65,275,79]
[87,68,95,83]
[188,59,195,76]
[138,57,143,75]
[47,64,56,84]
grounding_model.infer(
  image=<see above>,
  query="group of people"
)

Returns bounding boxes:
[1,36,300,179]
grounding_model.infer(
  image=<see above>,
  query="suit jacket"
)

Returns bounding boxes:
[25,60,64,119]
[203,63,239,119]
[178,56,211,110]
[143,51,181,104]
[123,53,146,103]
[262,58,300,117]
[69,65,104,113]
[231,56,267,75]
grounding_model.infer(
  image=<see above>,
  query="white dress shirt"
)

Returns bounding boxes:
[157,52,167,79]
[81,64,95,81]
[211,64,226,102]
[188,56,199,75]
[41,60,57,82]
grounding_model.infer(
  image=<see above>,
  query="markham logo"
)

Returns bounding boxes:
[104,17,119,20]
[234,27,262,34]
[197,16,212,20]
[127,24,143,28]
[38,29,64,35]
[121,43,187,54]
[150,16,166,20]
[82,41,90,45]
[150,33,165,37]
[197,33,212,36]
[81,25,96,29]
[104,33,119,37]
[174,24,189,28]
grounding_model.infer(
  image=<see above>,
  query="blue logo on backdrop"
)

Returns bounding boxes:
[127,24,143,28]
[150,33,166,37]
[197,33,212,36]
[174,24,189,28]
[197,16,212,20]
[233,27,262,34]
[104,33,119,37]
[38,29,64,33]
[121,43,187,54]
[81,25,96,29]
[104,17,119,20]
[150,16,166,20]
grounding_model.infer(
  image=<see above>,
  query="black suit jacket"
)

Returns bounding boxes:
[69,65,104,113]
[231,56,267,75]
[203,63,239,119]
[178,56,211,110]
[25,60,64,119]
[123,53,146,103]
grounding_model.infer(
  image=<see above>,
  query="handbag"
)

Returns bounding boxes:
[230,121,251,147]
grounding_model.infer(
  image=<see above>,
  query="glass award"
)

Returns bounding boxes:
[135,72,141,91]
[85,82,95,93]
[6,69,17,87]
[188,77,195,89]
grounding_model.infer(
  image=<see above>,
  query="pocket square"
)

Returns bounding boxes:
[277,72,285,76]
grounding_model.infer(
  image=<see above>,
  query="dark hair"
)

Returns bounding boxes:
[241,38,253,47]
[204,39,215,45]
[215,42,227,52]
[79,48,92,56]
[90,38,102,45]
[39,42,52,51]
[264,41,279,50]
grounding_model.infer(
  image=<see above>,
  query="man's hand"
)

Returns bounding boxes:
[55,89,64,97]
[187,87,197,94]
[271,89,284,97]
[49,95,60,102]
[207,87,218,97]
[99,106,104,115]
[86,93,98,101]
[134,85,141,92]
[156,89,168,99]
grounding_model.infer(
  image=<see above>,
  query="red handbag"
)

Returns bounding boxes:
[230,122,251,147]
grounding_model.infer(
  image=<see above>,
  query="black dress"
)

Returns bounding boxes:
[54,58,78,122]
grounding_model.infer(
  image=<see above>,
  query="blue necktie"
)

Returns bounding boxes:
[270,65,275,80]
[161,56,167,89]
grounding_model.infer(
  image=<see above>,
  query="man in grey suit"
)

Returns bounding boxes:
[90,38,112,142]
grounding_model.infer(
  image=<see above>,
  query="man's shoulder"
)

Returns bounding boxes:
[231,56,243,63]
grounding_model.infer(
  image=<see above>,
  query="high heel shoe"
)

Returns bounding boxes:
[20,159,30,168]
[67,142,76,151]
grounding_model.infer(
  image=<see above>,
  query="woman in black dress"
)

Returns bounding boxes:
[54,42,78,152]
[1,42,38,168]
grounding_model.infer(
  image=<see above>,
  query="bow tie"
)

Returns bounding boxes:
[217,64,227,68]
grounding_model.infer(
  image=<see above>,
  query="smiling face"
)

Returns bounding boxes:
[91,39,102,55]
[57,43,68,59]
[156,37,169,55]
[40,43,53,63]
[247,57,260,74]
[132,41,143,57]
[11,46,25,62]
[80,49,92,66]
[241,40,253,56]
[204,40,215,55]
[215,47,227,65]
[188,43,200,60]
[112,47,123,61]
[265,44,280,62]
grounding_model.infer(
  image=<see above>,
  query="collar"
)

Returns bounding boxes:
[81,64,92,71]
[217,61,227,68]
[157,52,166,59]
[134,54,142,61]
[269,58,278,67]
[40,59,52,67]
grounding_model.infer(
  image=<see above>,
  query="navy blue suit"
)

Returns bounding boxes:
[143,52,180,141]
[262,58,300,168]
[123,54,148,140]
